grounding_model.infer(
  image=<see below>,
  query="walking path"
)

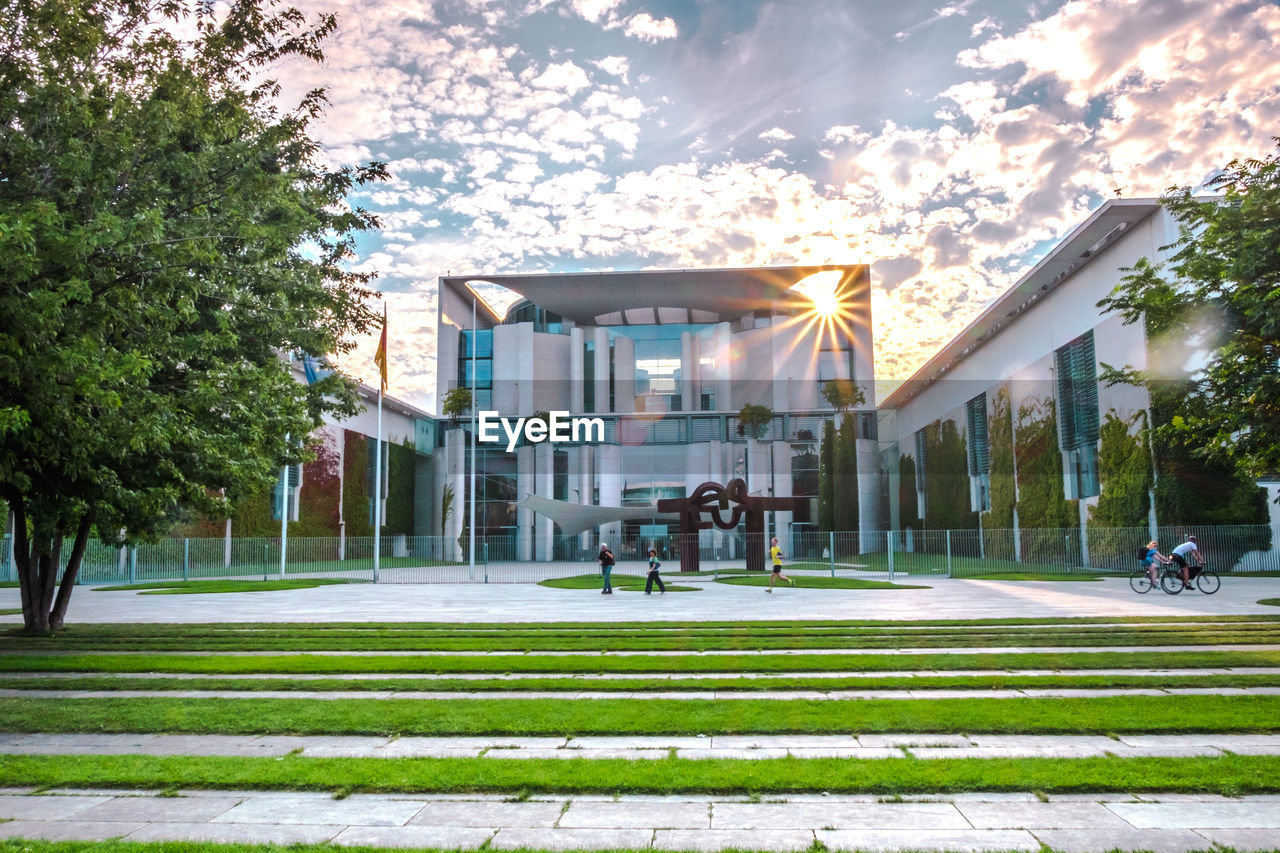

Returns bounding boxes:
[1,788,1277,852]
[5,732,1280,760]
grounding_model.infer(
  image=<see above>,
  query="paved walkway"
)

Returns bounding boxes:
[1,789,1277,851]
[5,732,1280,760]
[3,575,1278,623]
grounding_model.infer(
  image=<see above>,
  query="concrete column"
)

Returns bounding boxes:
[593,327,610,413]
[613,335,635,414]
[569,327,584,413]
[445,427,467,561]
[578,445,594,552]
[535,442,555,561]
[856,435,881,551]
[516,444,534,561]
[714,322,732,412]
[772,439,793,543]
[596,443,623,550]
[680,332,694,412]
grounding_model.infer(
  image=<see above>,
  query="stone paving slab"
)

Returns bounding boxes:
[1106,801,1280,828]
[1193,828,1280,850]
[407,800,566,828]
[561,801,711,829]
[489,826,655,849]
[125,821,343,845]
[0,794,116,820]
[210,792,426,826]
[955,802,1134,829]
[0,820,149,841]
[711,801,971,830]
[74,794,242,823]
[814,828,1040,851]
[1029,828,1210,853]
[331,825,495,848]
[654,828,816,850]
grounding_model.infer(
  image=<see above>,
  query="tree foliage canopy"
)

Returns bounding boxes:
[0,0,386,631]
[1098,139,1280,480]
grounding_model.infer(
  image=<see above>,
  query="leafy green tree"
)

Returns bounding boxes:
[1090,411,1152,529]
[441,388,473,421]
[0,0,386,633]
[737,404,773,439]
[1097,139,1280,481]
[922,419,976,531]
[820,379,864,413]
[897,455,920,530]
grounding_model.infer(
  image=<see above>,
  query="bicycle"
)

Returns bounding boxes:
[1129,564,1158,593]
[1159,563,1219,595]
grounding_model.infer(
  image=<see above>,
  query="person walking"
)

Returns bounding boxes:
[598,542,615,594]
[767,536,794,593]
[645,547,666,595]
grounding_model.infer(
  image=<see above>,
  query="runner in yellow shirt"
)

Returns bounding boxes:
[767,536,795,593]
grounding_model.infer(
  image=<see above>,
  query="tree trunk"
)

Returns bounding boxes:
[11,498,89,635]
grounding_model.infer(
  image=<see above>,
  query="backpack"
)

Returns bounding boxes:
[1136,546,1150,560]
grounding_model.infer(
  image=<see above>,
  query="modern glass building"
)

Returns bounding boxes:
[431,266,878,562]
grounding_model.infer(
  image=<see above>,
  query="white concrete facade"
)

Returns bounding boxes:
[431,267,878,560]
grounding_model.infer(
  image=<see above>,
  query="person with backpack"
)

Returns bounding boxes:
[1138,540,1172,584]
[645,547,665,595]
[598,542,615,594]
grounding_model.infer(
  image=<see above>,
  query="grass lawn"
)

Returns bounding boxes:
[2,694,1277,736]
[92,579,364,594]
[715,576,930,590]
[0,752,1277,797]
[537,574,700,592]
[1261,598,1280,606]
[6,670,1280,694]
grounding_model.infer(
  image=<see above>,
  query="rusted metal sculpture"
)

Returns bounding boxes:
[656,479,808,573]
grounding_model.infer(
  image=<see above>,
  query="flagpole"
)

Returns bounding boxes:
[468,296,477,580]
[373,303,386,584]
[280,353,291,579]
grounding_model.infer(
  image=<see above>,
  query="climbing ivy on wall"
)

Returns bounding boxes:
[922,418,976,531]
[1090,411,1152,529]
[385,439,417,536]
[986,388,1016,530]
[342,429,371,538]
[1013,397,1078,530]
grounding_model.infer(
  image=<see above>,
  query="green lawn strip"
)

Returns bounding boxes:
[4,649,1280,675]
[93,579,364,594]
[6,671,1280,693]
[5,624,1280,654]
[0,753,1278,797]
[537,574,700,592]
[714,576,930,590]
[2,695,1277,736]
[0,610,19,616]
[1261,598,1280,607]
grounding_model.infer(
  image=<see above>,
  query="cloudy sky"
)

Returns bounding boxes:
[285,0,1279,410]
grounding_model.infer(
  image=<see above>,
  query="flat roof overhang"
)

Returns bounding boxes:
[880,199,1162,411]
[440,264,869,326]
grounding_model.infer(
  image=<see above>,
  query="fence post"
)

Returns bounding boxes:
[182,539,189,582]
[484,541,489,584]
[829,531,835,577]
[945,530,952,578]
[129,547,136,585]
[887,531,895,581]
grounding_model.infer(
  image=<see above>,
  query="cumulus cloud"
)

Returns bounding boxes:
[758,127,795,143]
[624,12,678,42]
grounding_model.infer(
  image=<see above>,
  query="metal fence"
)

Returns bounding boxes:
[2,523,1276,585]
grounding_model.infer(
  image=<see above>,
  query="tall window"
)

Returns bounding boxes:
[271,465,302,522]
[458,329,493,411]
[1055,331,1100,498]
[913,428,926,492]
[965,393,991,512]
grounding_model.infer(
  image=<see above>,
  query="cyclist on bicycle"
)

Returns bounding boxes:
[1170,535,1203,591]
[1140,540,1172,583]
